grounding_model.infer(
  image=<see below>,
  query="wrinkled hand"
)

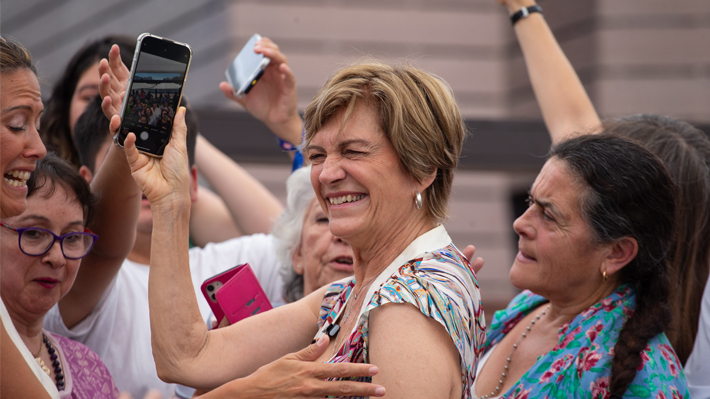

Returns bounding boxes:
[123,107,191,208]
[99,44,131,121]
[219,37,301,144]
[463,245,484,274]
[228,336,385,398]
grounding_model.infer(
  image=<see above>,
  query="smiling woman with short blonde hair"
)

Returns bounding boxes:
[126,60,484,399]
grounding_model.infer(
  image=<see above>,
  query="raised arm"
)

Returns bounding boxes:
[218,37,303,149]
[500,0,601,143]
[189,186,243,247]
[122,109,323,389]
[58,121,140,328]
[194,37,305,236]
[195,135,283,236]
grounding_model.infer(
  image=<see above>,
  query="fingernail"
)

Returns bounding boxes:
[317,335,327,345]
[375,387,385,396]
[368,366,378,375]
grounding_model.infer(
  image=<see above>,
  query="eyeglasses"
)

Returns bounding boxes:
[0,221,98,259]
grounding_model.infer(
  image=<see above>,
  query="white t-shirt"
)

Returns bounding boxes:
[685,273,710,399]
[44,233,284,399]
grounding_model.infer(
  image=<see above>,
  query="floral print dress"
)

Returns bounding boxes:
[314,225,486,399]
[483,286,689,399]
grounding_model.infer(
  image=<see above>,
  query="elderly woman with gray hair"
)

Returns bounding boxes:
[273,165,354,303]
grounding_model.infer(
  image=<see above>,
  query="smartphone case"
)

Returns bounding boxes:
[216,264,273,324]
[201,263,273,325]
[200,264,242,323]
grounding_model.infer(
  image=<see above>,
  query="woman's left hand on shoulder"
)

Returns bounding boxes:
[198,336,385,399]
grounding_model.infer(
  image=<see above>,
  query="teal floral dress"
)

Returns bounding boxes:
[484,285,689,399]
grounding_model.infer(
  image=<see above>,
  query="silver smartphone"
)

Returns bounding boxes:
[225,33,270,98]
[117,33,192,157]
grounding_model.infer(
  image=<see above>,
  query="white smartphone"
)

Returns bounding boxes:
[225,33,270,98]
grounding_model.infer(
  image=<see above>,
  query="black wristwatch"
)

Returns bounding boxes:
[510,5,543,26]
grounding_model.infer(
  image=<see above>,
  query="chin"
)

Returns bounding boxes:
[327,221,353,239]
[0,195,27,218]
[508,264,533,292]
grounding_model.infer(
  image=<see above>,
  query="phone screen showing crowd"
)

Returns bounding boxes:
[120,36,190,156]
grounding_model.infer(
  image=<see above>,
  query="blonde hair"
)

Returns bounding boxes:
[0,36,36,74]
[304,61,466,222]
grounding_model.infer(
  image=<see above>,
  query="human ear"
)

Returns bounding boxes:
[79,165,93,184]
[291,245,304,276]
[416,167,438,193]
[601,236,638,277]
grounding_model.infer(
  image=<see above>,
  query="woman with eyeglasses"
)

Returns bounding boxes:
[0,153,120,398]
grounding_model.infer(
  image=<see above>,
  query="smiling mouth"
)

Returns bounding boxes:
[4,170,30,188]
[328,195,365,205]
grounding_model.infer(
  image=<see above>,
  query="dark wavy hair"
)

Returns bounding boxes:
[551,134,676,398]
[40,35,135,168]
[27,153,95,226]
[603,114,710,365]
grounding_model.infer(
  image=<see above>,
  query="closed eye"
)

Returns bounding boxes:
[308,153,325,163]
[343,149,364,157]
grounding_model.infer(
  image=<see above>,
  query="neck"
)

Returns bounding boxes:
[127,229,152,265]
[1,294,44,356]
[542,281,620,329]
[350,215,437,290]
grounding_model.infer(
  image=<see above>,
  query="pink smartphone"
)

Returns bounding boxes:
[201,263,273,325]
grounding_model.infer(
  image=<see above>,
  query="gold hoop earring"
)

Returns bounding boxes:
[415,191,422,210]
[602,269,608,282]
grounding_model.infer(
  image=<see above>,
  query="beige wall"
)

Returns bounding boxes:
[4,0,708,122]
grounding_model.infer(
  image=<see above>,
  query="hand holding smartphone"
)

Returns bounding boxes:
[116,33,192,157]
[201,263,273,326]
[225,33,270,98]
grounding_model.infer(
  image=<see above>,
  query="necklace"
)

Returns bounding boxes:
[34,333,65,391]
[330,275,380,357]
[482,304,550,399]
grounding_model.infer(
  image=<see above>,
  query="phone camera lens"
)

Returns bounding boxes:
[211,294,216,300]
[207,285,214,292]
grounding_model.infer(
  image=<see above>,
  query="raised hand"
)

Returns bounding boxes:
[122,107,191,209]
[219,37,302,145]
[99,44,131,121]
[463,245,484,274]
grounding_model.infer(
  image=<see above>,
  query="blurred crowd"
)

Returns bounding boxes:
[1,1,708,399]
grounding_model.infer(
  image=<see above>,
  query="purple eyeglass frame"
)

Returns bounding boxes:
[0,221,98,259]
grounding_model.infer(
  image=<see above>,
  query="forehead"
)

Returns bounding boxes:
[312,102,384,146]
[16,184,83,221]
[532,158,584,212]
[77,61,100,84]
[0,70,42,109]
